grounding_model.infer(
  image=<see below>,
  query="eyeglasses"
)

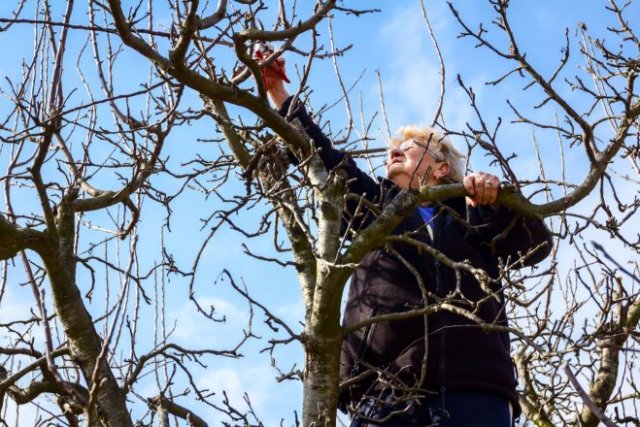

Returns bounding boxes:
[395,139,444,161]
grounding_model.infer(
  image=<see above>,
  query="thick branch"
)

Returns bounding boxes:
[205,98,317,316]
[42,199,133,427]
[203,98,251,168]
[169,0,199,65]
[0,349,69,392]
[0,214,46,259]
[232,1,338,44]
[5,378,88,408]
[149,396,208,427]
[105,0,324,161]
[197,0,228,29]
[566,365,618,427]
[72,131,165,213]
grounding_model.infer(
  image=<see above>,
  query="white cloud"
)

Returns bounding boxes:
[275,299,305,326]
[169,296,249,347]
[196,363,301,425]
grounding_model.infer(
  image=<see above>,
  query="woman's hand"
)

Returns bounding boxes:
[254,45,290,108]
[463,172,500,209]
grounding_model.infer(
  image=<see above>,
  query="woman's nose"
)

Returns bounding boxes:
[388,146,403,157]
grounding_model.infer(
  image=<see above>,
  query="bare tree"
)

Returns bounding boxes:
[0,1,638,427]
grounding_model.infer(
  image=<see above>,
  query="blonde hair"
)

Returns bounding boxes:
[390,126,466,183]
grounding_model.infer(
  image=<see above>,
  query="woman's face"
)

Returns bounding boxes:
[386,139,448,189]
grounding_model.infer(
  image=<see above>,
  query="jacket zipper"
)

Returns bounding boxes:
[351,306,378,378]
[433,214,447,385]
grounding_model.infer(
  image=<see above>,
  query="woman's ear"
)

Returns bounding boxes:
[434,162,450,180]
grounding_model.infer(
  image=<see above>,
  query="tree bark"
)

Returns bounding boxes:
[302,323,342,427]
[40,198,133,427]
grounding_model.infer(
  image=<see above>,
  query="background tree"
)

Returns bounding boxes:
[0,1,638,426]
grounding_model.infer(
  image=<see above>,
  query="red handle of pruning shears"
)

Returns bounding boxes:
[254,43,290,84]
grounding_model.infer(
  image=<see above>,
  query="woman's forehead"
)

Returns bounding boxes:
[389,137,438,149]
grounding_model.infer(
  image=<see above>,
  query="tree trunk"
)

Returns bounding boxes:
[302,264,350,426]
[40,200,133,427]
[302,326,342,427]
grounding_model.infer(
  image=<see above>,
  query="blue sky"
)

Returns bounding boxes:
[1,1,638,426]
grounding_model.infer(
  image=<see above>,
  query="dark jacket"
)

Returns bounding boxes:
[279,98,552,415]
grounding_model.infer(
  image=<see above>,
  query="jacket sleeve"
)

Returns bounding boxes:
[468,204,553,267]
[278,97,384,233]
